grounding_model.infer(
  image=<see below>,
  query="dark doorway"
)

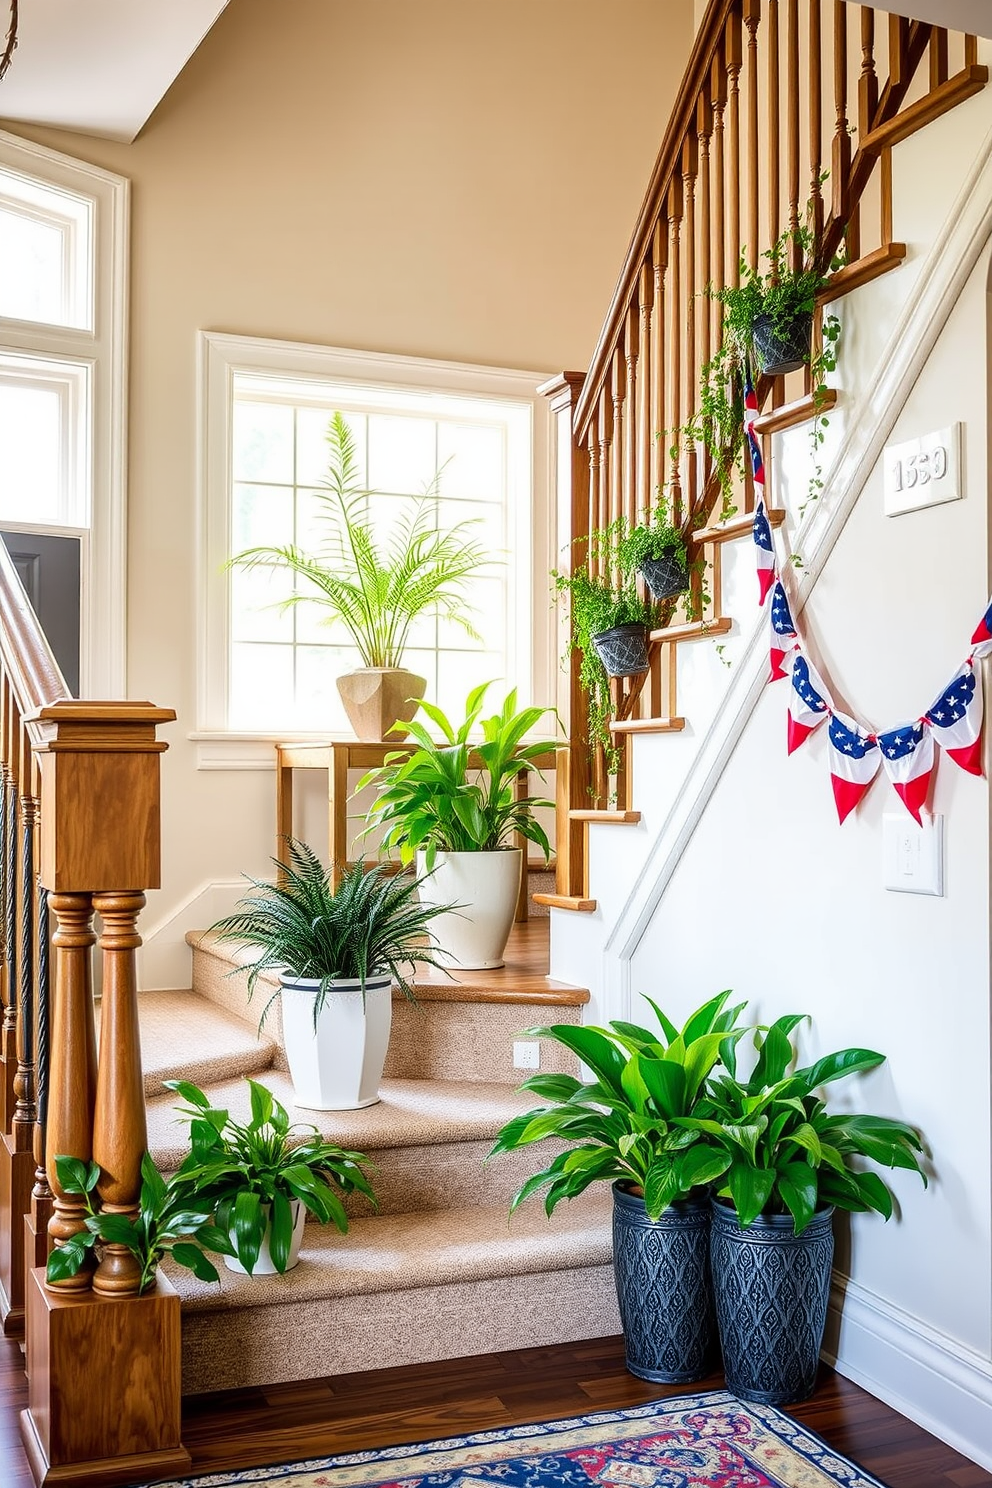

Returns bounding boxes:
[0,530,80,697]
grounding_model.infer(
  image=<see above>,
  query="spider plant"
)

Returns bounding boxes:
[168,1077,377,1276]
[207,841,455,1025]
[228,410,490,668]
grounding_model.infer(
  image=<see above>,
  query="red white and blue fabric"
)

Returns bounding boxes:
[971,596,992,659]
[745,380,776,606]
[926,660,984,776]
[787,652,831,754]
[768,580,799,681]
[877,720,935,825]
[827,711,881,825]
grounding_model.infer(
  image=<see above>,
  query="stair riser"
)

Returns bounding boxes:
[180,1264,621,1394]
[190,944,583,1085]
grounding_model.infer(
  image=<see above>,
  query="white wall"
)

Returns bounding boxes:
[550,74,992,1467]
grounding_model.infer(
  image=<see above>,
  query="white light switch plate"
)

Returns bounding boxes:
[883,424,961,517]
[513,1040,541,1071]
[883,812,943,896]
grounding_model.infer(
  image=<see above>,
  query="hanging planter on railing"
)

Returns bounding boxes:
[592,622,651,678]
[751,309,814,377]
[639,551,689,602]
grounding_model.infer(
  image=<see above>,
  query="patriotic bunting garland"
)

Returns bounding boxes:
[751,411,987,824]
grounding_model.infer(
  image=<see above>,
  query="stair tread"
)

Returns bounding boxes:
[135,989,276,1096]
[169,1188,613,1314]
[146,1073,543,1169]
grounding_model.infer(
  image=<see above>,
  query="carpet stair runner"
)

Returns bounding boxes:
[135,929,620,1396]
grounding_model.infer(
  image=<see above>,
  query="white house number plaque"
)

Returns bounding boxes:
[883,423,962,517]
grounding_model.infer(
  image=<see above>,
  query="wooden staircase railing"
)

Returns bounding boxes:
[542,0,986,910]
[0,540,186,1486]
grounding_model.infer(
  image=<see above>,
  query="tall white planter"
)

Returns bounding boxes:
[415,847,522,970]
[279,973,392,1110]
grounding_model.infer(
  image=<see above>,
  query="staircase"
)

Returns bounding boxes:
[147,926,618,1396]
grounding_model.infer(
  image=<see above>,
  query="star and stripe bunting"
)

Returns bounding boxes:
[746,385,988,821]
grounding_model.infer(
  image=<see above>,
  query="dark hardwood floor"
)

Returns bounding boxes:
[1,1333,989,1487]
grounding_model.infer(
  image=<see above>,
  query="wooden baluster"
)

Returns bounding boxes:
[667,175,684,525]
[711,51,728,362]
[888,13,909,89]
[744,0,761,268]
[0,721,31,1335]
[965,34,978,69]
[651,220,668,505]
[787,0,800,255]
[27,874,53,1272]
[610,348,625,555]
[637,262,653,520]
[726,10,743,286]
[858,8,878,136]
[831,1,851,232]
[91,891,149,1296]
[768,0,781,253]
[43,894,97,1287]
[598,389,613,572]
[928,28,948,90]
[587,425,601,574]
[698,98,715,483]
[623,306,638,529]
[0,757,12,1135]
[682,131,699,523]
[2,691,18,1132]
[809,0,823,242]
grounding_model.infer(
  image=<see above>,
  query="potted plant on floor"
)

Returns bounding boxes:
[208,843,455,1110]
[168,1076,377,1275]
[489,990,748,1384]
[228,411,490,741]
[689,1015,928,1405]
[359,684,555,970]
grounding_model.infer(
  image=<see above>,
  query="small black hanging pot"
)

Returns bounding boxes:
[592,623,650,678]
[639,552,688,603]
[751,310,813,376]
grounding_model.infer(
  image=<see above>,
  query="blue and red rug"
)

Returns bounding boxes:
[159,1391,887,1487]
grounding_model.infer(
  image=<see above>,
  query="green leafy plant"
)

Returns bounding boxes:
[682,217,842,518]
[614,508,688,579]
[228,411,489,668]
[168,1077,377,1275]
[489,991,748,1219]
[358,683,555,869]
[685,1015,928,1234]
[45,1152,233,1292]
[551,565,655,775]
[208,842,455,1024]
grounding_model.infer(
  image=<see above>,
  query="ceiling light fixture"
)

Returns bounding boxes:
[0,0,17,84]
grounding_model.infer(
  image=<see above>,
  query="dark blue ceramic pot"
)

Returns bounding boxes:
[710,1199,834,1404]
[612,1182,718,1384]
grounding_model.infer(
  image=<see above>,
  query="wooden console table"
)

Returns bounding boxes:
[274,738,558,922]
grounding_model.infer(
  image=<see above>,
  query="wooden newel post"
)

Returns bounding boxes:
[18,701,189,1488]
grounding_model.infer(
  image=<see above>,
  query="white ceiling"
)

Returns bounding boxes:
[861,1,992,40]
[0,0,230,145]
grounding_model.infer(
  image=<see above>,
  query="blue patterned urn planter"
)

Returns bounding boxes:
[710,1199,834,1405]
[612,1182,718,1384]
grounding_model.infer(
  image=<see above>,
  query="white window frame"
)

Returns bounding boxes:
[195,332,555,770]
[0,128,128,697]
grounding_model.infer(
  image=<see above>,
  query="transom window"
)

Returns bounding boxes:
[198,334,554,757]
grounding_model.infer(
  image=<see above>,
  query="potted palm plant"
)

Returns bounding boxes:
[168,1077,376,1275]
[359,684,555,969]
[489,991,747,1384]
[207,843,455,1110]
[228,411,489,740]
[689,1015,928,1405]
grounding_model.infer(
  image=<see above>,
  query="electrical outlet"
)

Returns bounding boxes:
[513,1040,541,1071]
[883,812,943,896]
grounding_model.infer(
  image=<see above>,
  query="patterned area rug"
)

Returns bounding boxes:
[158,1391,887,1487]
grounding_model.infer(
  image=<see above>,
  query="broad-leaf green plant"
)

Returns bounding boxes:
[489,990,748,1219]
[685,1015,927,1234]
[228,411,489,668]
[207,842,455,1026]
[45,1152,233,1292]
[168,1077,377,1276]
[358,683,555,869]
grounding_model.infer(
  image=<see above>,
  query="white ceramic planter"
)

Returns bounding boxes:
[224,1198,307,1276]
[415,847,522,970]
[279,972,392,1110]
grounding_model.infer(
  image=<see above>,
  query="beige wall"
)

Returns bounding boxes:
[4,0,693,977]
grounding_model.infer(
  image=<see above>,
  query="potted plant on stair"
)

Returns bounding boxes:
[688,1014,928,1405]
[168,1076,377,1275]
[228,411,490,741]
[489,990,748,1384]
[359,684,555,970]
[615,503,690,604]
[208,843,455,1110]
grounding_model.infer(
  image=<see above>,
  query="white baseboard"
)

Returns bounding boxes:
[827,1274,992,1473]
[138,878,255,989]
